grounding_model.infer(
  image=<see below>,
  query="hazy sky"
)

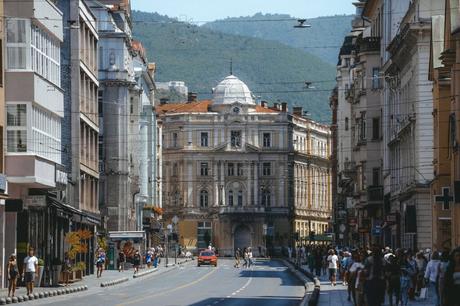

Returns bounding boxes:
[132,0,356,22]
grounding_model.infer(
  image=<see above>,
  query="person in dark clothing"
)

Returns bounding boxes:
[314,250,323,277]
[364,245,386,306]
[385,255,401,306]
[442,248,460,306]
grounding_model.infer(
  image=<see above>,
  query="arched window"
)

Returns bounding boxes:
[200,190,208,208]
[262,190,271,207]
[237,190,243,206]
[228,190,233,206]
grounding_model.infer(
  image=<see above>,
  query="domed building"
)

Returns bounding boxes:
[158,75,332,256]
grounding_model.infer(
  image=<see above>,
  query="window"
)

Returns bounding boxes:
[231,131,241,148]
[238,190,243,206]
[172,132,178,147]
[7,130,27,152]
[228,190,234,206]
[237,163,244,176]
[262,190,271,207]
[227,163,235,176]
[372,68,381,89]
[7,104,27,126]
[6,19,28,70]
[30,23,60,85]
[200,162,209,176]
[263,133,271,147]
[197,221,212,249]
[345,117,349,131]
[358,112,366,141]
[172,163,178,176]
[372,168,380,186]
[200,190,209,208]
[200,132,209,147]
[372,117,380,140]
[263,163,271,176]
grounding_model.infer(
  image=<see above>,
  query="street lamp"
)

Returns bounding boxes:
[172,216,179,264]
[165,224,173,267]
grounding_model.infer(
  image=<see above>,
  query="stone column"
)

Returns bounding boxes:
[247,161,252,206]
[214,160,219,206]
[221,161,226,206]
[254,162,259,206]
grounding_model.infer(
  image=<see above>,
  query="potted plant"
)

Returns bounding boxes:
[35,258,45,287]
[51,257,62,286]
[73,262,86,279]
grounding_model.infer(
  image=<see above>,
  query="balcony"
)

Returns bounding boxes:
[6,155,57,188]
[219,206,289,215]
[358,36,380,53]
[5,0,63,41]
[367,186,383,204]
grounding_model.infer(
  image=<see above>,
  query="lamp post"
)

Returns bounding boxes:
[166,224,173,267]
[172,215,179,265]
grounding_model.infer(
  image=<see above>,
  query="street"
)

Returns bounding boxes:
[26,259,305,306]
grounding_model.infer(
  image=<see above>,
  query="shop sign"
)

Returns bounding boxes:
[25,195,46,208]
[372,225,382,236]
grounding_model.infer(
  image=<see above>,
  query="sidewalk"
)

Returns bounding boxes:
[0,257,192,299]
[294,263,433,306]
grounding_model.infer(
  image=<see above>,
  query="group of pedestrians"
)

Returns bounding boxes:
[7,247,39,297]
[234,247,254,268]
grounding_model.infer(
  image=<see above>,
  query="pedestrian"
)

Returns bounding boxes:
[348,251,364,306]
[400,268,411,306]
[7,254,18,297]
[63,252,72,286]
[96,248,106,278]
[438,251,450,306]
[314,249,323,277]
[288,246,292,259]
[153,251,159,268]
[146,249,153,269]
[258,245,262,257]
[234,248,241,268]
[425,251,441,306]
[327,249,339,286]
[248,248,253,268]
[442,247,460,306]
[118,251,126,272]
[415,251,427,296]
[242,248,249,268]
[23,247,38,295]
[133,250,141,274]
[363,245,386,306]
[384,254,401,306]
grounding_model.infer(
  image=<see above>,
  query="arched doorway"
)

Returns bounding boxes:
[234,225,252,252]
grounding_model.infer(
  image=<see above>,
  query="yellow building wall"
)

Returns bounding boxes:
[178,220,197,250]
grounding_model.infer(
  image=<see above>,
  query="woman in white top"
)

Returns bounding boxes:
[327,249,339,286]
[424,251,441,306]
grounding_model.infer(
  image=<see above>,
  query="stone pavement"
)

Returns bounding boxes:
[296,264,435,306]
[0,257,191,299]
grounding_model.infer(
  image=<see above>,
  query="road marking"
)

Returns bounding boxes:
[116,268,218,306]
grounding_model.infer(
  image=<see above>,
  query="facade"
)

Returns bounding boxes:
[4,0,67,277]
[90,0,137,231]
[159,75,332,256]
[430,0,460,250]
[291,107,332,244]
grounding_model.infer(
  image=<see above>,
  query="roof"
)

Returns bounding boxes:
[156,100,280,114]
[213,75,255,105]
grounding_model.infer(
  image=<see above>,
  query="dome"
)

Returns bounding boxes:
[213,75,255,105]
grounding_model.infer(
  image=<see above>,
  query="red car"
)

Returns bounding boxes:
[197,250,217,267]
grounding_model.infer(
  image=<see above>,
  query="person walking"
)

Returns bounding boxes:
[118,251,126,272]
[234,248,241,268]
[363,245,386,306]
[62,252,72,286]
[400,267,411,306]
[415,251,427,296]
[327,249,339,286]
[348,251,364,305]
[242,248,249,268]
[384,254,401,306]
[248,248,253,268]
[96,248,106,278]
[23,247,38,295]
[442,248,460,306]
[7,254,18,297]
[425,251,441,306]
[146,249,153,269]
[133,250,141,274]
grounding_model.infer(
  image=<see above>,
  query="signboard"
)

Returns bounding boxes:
[0,174,7,193]
[25,196,46,208]
[372,225,382,236]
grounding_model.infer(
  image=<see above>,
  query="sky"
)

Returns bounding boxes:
[131,0,356,22]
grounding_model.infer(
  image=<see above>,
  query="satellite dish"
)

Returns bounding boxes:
[294,19,311,28]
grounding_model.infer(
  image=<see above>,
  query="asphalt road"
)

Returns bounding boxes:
[28,259,305,306]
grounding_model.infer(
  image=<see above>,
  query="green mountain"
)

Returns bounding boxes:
[132,11,336,122]
[203,13,353,65]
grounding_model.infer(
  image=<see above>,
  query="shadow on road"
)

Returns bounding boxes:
[188,296,302,306]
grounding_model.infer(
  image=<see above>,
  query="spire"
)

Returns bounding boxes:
[230,58,233,75]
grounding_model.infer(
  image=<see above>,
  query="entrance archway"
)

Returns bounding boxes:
[234,225,252,252]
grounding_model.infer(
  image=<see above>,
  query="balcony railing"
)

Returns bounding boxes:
[367,186,383,203]
[358,36,381,53]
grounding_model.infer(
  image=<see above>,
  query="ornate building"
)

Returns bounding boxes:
[159,75,332,256]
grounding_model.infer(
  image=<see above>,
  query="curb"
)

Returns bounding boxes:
[100,277,129,287]
[133,268,158,279]
[0,285,88,305]
[283,259,321,306]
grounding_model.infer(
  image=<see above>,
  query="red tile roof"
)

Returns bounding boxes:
[156,100,280,114]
